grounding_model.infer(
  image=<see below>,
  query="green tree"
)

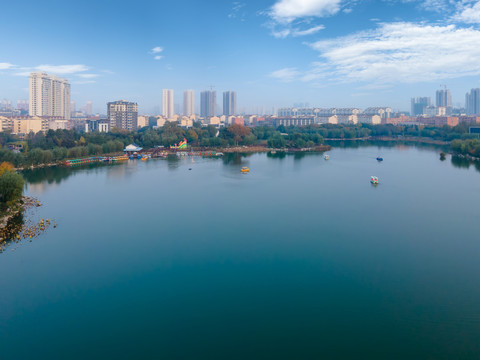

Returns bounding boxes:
[0,170,24,204]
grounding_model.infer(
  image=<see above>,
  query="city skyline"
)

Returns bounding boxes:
[2,1,480,112]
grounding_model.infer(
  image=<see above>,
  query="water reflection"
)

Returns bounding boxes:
[450,155,480,172]
[20,143,479,185]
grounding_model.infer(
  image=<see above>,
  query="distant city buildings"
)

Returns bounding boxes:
[436,88,452,115]
[223,91,237,116]
[29,72,71,120]
[201,90,216,118]
[107,100,138,131]
[465,88,480,115]
[411,97,431,116]
[162,89,174,119]
[183,90,195,116]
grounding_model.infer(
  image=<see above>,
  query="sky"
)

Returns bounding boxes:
[2,0,480,114]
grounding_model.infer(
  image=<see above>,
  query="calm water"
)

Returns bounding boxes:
[1,143,480,359]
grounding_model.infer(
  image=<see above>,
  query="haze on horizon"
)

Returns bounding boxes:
[2,0,480,114]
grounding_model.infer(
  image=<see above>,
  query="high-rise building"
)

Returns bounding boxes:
[223,91,237,116]
[86,101,93,115]
[71,101,76,113]
[29,72,71,119]
[107,100,138,131]
[436,88,452,108]
[183,90,195,116]
[465,88,480,115]
[16,100,29,111]
[411,97,431,116]
[200,90,216,118]
[162,89,174,119]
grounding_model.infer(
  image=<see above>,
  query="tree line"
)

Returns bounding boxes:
[0,121,477,167]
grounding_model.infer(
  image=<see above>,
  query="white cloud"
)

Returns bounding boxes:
[454,1,480,23]
[0,62,16,70]
[151,46,163,54]
[271,24,325,38]
[77,73,99,79]
[293,24,325,36]
[228,2,246,18]
[269,67,301,82]
[303,22,480,84]
[270,0,342,23]
[154,55,164,60]
[35,64,89,74]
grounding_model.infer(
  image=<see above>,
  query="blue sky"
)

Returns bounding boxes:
[2,0,480,114]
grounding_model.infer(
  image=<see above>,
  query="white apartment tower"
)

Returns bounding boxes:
[183,90,195,116]
[29,72,71,119]
[162,89,174,119]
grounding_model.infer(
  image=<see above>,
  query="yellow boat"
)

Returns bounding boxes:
[241,167,249,173]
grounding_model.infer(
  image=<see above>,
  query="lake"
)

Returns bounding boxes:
[1,143,480,359]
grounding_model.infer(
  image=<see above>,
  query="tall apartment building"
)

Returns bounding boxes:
[223,91,237,116]
[411,97,431,116]
[465,88,480,115]
[183,90,195,116]
[162,89,174,119]
[29,72,71,119]
[107,100,138,131]
[86,101,93,115]
[200,90,216,118]
[436,88,452,110]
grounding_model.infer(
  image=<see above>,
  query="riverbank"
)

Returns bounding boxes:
[371,136,450,145]
[0,196,41,241]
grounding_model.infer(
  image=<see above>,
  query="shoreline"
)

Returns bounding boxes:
[0,196,41,239]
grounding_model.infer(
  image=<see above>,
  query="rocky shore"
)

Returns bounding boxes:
[0,197,41,236]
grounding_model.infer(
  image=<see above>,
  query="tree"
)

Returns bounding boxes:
[267,135,286,148]
[0,162,14,176]
[227,124,251,145]
[0,170,24,204]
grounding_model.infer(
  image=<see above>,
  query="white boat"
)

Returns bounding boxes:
[324,154,330,160]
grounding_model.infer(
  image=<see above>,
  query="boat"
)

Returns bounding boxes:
[324,154,330,160]
[241,167,249,173]
[370,176,379,184]
[376,157,383,161]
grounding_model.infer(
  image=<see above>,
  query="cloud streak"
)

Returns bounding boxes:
[0,62,16,70]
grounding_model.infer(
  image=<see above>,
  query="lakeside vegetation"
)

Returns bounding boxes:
[0,122,479,167]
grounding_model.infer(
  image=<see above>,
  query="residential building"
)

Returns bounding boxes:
[223,91,237,116]
[465,88,480,115]
[137,115,149,129]
[29,72,71,119]
[411,97,431,116]
[200,90,216,118]
[183,90,194,116]
[107,100,138,131]
[162,89,174,119]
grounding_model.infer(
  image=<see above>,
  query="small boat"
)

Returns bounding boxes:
[141,157,147,161]
[376,157,383,161]
[324,154,330,160]
[371,176,379,184]
[241,167,249,173]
